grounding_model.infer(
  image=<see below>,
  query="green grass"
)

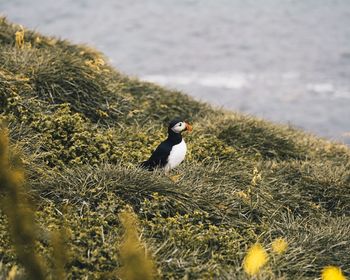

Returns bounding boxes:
[1,17,350,279]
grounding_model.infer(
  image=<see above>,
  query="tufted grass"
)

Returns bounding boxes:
[1,17,350,279]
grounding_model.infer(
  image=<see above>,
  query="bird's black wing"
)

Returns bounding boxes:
[140,141,171,170]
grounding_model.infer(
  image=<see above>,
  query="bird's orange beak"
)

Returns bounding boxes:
[185,122,193,132]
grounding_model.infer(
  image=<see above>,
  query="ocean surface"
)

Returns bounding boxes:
[1,0,350,143]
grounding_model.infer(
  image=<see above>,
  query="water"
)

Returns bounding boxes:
[1,0,350,143]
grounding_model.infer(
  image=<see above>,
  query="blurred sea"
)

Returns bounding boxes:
[1,0,350,143]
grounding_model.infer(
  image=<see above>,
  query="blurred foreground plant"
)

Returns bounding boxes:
[117,206,158,280]
[0,128,46,279]
[51,226,69,280]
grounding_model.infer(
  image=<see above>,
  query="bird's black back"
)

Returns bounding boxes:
[140,129,182,171]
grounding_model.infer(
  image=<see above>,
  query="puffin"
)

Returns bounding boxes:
[141,119,193,172]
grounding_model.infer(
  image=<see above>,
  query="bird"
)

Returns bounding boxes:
[140,119,192,173]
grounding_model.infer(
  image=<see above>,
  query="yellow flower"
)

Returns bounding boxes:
[251,167,262,186]
[243,243,269,276]
[15,26,24,49]
[322,266,347,280]
[271,237,288,255]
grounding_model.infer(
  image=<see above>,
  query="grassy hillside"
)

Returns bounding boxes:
[1,17,350,279]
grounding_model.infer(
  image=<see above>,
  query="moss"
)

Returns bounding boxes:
[1,17,350,279]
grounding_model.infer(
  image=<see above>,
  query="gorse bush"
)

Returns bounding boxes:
[0,17,350,279]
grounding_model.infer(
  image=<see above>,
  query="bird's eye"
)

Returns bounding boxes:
[179,123,182,126]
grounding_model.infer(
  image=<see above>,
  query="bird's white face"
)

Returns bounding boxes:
[171,121,193,133]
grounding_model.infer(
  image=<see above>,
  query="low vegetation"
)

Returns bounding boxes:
[0,17,349,279]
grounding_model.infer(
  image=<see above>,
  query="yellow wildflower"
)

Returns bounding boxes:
[243,243,269,276]
[271,237,288,255]
[15,26,24,48]
[236,191,249,200]
[322,266,347,280]
[251,167,262,186]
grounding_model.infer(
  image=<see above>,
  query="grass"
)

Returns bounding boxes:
[0,17,350,279]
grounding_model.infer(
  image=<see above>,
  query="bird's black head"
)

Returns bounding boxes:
[168,119,193,134]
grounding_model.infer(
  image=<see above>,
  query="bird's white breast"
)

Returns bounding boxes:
[165,140,187,171]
